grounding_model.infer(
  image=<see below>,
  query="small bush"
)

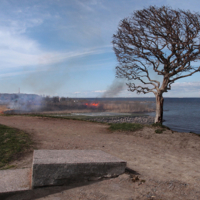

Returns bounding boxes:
[109,123,144,132]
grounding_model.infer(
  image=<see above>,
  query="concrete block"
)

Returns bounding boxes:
[0,168,31,194]
[32,150,126,188]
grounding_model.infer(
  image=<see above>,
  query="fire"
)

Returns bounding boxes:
[85,102,99,107]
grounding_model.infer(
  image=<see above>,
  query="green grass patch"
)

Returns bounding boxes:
[151,123,170,134]
[109,123,144,132]
[155,129,164,134]
[0,124,32,169]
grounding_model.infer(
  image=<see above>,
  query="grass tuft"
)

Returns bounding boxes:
[109,123,144,132]
[0,124,32,169]
[152,123,171,134]
[155,129,164,134]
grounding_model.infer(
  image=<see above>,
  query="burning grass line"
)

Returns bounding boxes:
[0,124,32,169]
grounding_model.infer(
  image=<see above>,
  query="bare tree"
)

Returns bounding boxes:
[112,6,200,124]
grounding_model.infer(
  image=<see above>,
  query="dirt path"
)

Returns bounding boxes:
[0,115,200,200]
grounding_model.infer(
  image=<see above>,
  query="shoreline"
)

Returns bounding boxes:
[3,109,200,135]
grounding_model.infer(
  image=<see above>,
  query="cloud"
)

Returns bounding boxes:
[0,10,45,70]
[94,90,106,93]
[164,81,200,97]
[172,82,200,92]
[0,41,112,73]
[0,1,114,71]
[0,2,113,71]
[0,69,41,78]
[75,0,106,12]
[75,0,96,12]
[173,82,200,87]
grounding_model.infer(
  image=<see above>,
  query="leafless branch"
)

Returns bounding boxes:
[112,6,200,95]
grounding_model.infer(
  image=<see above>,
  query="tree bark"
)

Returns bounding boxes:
[154,93,164,124]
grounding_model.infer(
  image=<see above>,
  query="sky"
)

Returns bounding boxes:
[0,0,200,98]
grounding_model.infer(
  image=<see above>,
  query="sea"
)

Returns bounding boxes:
[78,97,200,134]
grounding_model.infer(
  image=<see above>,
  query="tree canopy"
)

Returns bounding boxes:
[112,6,200,123]
[112,6,200,95]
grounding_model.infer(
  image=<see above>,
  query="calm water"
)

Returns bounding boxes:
[78,97,200,134]
[145,98,200,134]
[162,98,200,134]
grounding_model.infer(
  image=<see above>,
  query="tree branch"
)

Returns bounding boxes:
[113,6,200,97]
[169,66,200,83]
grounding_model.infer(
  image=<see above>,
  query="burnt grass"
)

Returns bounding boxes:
[0,124,32,169]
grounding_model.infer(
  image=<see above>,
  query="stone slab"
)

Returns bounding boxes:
[0,168,31,194]
[32,150,126,188]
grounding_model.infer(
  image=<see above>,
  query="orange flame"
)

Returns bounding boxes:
[85,102,99,107]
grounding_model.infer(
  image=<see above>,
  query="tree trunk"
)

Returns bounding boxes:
[154,93,164,124]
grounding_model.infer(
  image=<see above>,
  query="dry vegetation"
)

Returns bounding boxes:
[40,98,155,113]
[0,95,155,114]
[100,100,154,113]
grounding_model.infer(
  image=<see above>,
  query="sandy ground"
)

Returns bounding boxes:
[0,115,200,200]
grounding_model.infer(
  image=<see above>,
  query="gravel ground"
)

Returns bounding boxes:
[87,116,155,124]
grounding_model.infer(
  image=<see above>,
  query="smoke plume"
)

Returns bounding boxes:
[102,79,125,97]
